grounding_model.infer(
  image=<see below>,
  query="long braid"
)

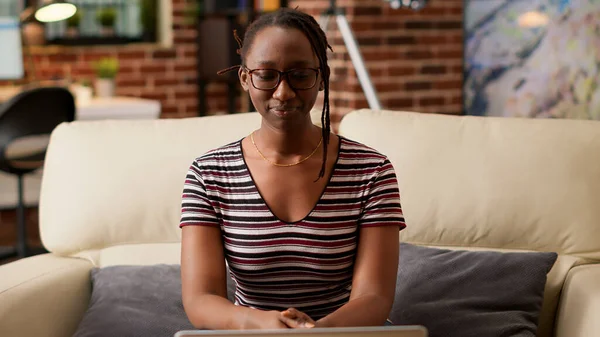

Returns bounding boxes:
[219,8,333,180]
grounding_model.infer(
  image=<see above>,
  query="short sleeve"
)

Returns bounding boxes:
[180,161,220,228]
[358,158,406,230]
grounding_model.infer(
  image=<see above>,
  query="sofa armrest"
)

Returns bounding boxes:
[0,254,93,337]
[555,264,600,337]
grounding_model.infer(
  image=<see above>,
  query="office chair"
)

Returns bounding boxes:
[0,87,75,260]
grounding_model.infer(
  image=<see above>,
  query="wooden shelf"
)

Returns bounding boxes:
[196,0,288,116]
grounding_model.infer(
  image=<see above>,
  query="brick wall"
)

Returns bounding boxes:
[0,0,464,125]
[290,0,464,128]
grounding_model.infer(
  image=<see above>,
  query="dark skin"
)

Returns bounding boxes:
[181,26,399,330]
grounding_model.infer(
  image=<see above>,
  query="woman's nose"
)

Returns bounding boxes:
[272,77,296,101]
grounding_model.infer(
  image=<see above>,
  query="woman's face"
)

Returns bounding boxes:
[239,26,323,128]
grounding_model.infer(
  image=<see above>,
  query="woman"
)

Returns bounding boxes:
[180,8,405,330]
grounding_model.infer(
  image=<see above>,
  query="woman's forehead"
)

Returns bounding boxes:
[245,26,319,68]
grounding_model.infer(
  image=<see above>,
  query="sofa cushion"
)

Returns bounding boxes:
[72,245,556,337]
[72,264,236,337]
[390,243,558,337]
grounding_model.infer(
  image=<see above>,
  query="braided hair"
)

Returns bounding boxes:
[218,8,333,180]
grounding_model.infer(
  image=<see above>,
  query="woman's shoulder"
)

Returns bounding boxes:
[338,136,390,165]
[191,139,243,166]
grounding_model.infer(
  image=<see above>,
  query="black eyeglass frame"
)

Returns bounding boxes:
[242,66,321,91]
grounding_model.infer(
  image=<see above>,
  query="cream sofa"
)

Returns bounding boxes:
[0,110,599,337]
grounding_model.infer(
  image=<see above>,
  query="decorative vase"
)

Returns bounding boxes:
[94,78,115,97]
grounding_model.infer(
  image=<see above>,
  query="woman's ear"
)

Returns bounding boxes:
[239,67,250,92]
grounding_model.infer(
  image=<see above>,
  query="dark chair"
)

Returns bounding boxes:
[0,87,75,260]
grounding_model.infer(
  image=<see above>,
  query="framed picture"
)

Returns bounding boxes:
[463,0,600,119]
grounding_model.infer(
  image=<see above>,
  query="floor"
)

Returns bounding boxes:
[0,207,43,265]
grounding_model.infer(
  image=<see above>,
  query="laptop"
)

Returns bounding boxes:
[175,326,428,337]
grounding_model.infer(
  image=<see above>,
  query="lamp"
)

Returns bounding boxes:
[18,1,77,84]
[35,0,77,23]
[20,0,77,24]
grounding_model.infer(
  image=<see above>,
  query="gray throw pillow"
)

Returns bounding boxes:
[73,264,236,337]
[390,243,558,337]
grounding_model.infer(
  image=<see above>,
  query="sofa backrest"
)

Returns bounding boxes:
[338,109,600,260]
[40,109,600,259]
[39,112,262,256]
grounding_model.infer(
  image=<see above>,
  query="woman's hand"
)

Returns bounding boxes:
[279,308,316,329]
[242,309,290,330]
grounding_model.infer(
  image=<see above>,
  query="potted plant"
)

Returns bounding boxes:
[92,57,119,97]
[96,7,117,36]
[66,10,82,38]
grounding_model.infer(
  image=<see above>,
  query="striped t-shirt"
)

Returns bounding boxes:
[180,137,405,319]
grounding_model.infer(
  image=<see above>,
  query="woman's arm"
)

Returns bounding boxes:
[316,225,400,327]
[181,225,289,330]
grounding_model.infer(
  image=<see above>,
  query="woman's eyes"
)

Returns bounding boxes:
[290,71,311,79]
[256,73,277,80]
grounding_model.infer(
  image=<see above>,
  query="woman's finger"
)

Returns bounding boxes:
[279,310,315,329]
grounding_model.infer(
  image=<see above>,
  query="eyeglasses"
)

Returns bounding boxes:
[243,67,320,91]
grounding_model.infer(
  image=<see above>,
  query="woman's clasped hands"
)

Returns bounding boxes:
[280,308,316,329]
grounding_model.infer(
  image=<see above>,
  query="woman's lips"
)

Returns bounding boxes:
[271,107,298,117]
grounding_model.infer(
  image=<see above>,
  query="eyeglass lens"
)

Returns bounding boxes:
[251,69,317,90]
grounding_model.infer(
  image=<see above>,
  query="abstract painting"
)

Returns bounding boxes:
[464,0,600,119]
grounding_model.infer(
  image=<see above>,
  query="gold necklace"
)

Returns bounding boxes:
[250,131,323,167]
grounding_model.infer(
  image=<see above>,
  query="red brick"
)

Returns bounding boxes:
[350,7,383,16]
[140,64,168,73]
[82,53,115,62]
[356,37,382,46]
[70,66,95,76]
[436,49,463,59]
[174,64,197,72]
[155,78,180,87]
[375,82,403,92]
[118,51,147,60]
[153,49,177,59]
[389,66,417,76]
[349,99,369,109]
[116,78,147,87]
[404,49,435,59]
[421,65,447,74]
[450,95,463,105]
[387,98,414,108]
[434,80,463,90]
[419,96,445,106]
[451,65,464,74]
[162,103,179,114]
[387,36,417,45]
[351,22,373,32]
[47,53,77,63]
[435,21,463,30]
[405,21,434,30]
[175,36,197,44]
[183,49,197,58]
[405,81,432,91]
[373,21,401,30]
[418,35,448,44]
[174,89,197,100]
